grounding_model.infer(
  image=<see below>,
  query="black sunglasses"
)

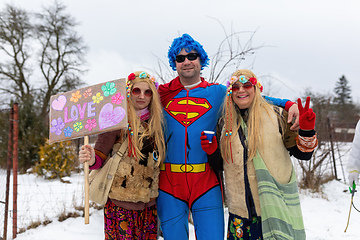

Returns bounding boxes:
[175,53,199,63]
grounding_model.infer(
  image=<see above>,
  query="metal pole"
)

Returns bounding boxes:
[327,117,338,180]
[3,108,13,240]
[12,103,18,238]
[336,141,346,183]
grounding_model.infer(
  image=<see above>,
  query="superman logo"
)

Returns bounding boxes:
[165,97,212,127]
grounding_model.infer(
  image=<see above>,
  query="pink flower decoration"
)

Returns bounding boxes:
[85,119,97,131]
[128,73,136,81]
[111,92,125,105]
[230,76,238,84]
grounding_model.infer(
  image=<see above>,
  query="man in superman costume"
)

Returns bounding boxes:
[156,33,299,240]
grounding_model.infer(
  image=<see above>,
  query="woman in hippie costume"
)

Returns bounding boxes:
[79,71,165,240]
[200,69,318,239]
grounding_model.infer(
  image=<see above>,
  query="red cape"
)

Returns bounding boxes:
[158,76,215,107]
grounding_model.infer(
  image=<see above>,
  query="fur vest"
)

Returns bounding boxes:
[222,106,295,218]
[108,128,160,203]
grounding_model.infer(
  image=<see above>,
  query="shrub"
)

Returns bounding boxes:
[34,139,76,179]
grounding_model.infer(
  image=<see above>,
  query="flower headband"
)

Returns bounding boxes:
[226,75,263,96]
[126,71,159,97]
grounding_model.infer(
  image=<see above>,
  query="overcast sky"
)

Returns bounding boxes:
[4,0,360,103]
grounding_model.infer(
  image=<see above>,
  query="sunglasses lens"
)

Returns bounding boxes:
[175,55,186,63]
[144,89,153,97]
[187,53,198,61]
[132,88,152,97]
[232,84,240,92]
[232,82,253,92]
[243,82,253,89]
[175,53,199,62]
[132,87,141,95]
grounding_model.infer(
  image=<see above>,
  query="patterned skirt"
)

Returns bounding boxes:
[227,212,262,240]
[104,199,157,240]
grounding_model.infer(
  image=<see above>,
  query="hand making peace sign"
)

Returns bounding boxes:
[297,96,316,131]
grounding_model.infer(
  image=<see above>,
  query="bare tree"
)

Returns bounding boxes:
[0,1,87,171]
[0,1,87,116]
[0,4,34,104]
[149,53,177,84]
[258,75,280,98]
[150,19,265,84]
[207,18,264,83]
[35,0,87,118]
[296,89,343,191]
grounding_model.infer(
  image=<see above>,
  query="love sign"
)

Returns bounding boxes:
[49,78,127,143]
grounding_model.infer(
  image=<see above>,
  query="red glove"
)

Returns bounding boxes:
[200,131,218,155]
[297,96,316,130]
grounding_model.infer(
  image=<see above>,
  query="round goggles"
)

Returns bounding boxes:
[131,87,153,97]
[175,53,199,63]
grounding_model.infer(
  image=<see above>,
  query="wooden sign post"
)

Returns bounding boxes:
[49,78,128,224]
[84,136,90,224]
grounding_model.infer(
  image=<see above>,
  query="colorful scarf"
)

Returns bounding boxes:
[240,119,306,240]
[136,107,150,121]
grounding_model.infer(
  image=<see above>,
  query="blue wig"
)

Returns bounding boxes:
[168,33,210,71]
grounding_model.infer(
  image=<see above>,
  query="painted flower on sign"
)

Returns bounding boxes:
[83,88,92,98]
[64,126,73,137]
[102,82,117,97]
[70,91,81,103]
[73,122,83,132]
[92,92,103,104]
[85,119,97,131]
[111,92,125,105]
[50,117,65,135]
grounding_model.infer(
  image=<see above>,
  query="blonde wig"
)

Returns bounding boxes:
[220,69,278,162]
[126,71,165,163]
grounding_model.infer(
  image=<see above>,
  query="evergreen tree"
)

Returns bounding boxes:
[333,75,356,122]
[333,75,352,105]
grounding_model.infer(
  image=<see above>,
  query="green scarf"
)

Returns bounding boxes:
[241,119,306,240]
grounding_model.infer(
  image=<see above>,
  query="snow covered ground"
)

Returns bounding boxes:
[1,142,360,239]
[3,176,360,240]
